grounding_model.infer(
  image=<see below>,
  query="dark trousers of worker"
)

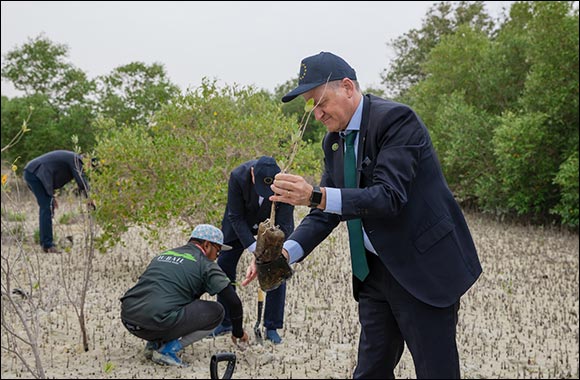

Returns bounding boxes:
[122,299,224,345]
[23,169,54,250]
[217,241,286,330]
[353,251,461,379]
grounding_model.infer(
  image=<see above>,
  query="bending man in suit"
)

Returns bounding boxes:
[23,150,95,253]
[243,52,482,378]
[214,156,295,344]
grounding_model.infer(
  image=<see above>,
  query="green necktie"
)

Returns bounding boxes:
[343,131,369,281]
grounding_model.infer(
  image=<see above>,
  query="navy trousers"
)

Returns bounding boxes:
[24,169,54,250]
[353,251,461,379]
[217,240,286,330]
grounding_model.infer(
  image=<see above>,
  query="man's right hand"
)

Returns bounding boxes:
[241,258,257,286]
[242,249,291,287]
[231,331,249,350]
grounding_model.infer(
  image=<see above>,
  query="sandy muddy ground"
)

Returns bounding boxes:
[1,193,578,379]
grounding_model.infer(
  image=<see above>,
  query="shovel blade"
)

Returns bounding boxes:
[254,322,263,343]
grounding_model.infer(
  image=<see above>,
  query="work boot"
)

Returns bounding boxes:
[151,339,188,367]
[42,246,61,253]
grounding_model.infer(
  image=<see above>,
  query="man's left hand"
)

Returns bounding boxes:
[270,173,312,206]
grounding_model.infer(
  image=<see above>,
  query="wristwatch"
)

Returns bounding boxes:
[309,186,322,208]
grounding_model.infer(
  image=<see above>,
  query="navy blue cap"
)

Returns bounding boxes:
[254,156,280,197]
[282,51,357,103]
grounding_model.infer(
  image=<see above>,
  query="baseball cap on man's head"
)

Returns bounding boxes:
[254,156,281,198]
[282,51,357,103]
[190,224,232,251]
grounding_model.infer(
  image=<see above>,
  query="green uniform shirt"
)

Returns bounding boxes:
[120,242,230,330]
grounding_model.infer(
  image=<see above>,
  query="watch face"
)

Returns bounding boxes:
[312,191,322,203]
[310,187,322,207]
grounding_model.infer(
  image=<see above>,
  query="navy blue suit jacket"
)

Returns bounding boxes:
[289,95,482,307]
[221,160,295,248]
[24,150,89,197]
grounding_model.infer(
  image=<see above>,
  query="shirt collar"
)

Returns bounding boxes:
[340,95,364,137]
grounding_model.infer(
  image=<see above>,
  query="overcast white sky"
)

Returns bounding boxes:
[1,1,512,97]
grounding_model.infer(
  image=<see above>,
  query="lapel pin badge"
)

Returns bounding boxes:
[332,143,339,151]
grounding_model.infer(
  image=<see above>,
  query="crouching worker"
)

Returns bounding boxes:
[120,224,249,367]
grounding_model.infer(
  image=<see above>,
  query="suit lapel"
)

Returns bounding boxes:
[328,133,345,187]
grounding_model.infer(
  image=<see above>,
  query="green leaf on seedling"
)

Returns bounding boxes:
[304,98,314,113]
[104,361,115,373]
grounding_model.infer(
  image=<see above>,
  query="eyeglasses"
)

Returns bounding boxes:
[211,243,222,256]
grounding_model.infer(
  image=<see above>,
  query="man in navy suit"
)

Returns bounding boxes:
[23,150,95,253]
[243,52,482,378]
[214,156,295,344]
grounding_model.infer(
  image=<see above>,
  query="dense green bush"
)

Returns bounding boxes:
[91,79,321,249]
[396,1,578,228]
[1,95,95,168]
[491,112,559,217]
[431,92,496,204]
[551,150,579,228]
